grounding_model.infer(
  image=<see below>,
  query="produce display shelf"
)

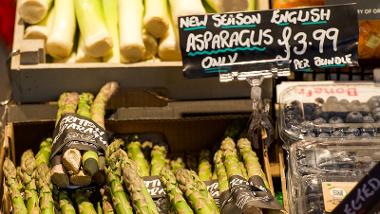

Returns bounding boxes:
[10,7,275,103]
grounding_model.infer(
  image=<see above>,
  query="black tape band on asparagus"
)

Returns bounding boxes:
[198,150,212,181]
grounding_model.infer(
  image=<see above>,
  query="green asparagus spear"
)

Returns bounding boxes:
[189,170,219,213]
[36,163,55,214]
[3,158,28,214]
[237,138,269,188]
[35,138,53,166]
[239,161,248,180]
[170,157,186,174]
[150,145,168,176]
[56,92,80,125]
[221,137,242,178]
[160,167,194,214]
[198,150,212,181]
[73,191,97,214]
[59,191,76,214]
[98,202,103,214]
[19,150,40,214]
[176,169,217,214]
[213,150,228,193]
[110,149,159,214]
[91,82,119,129]
[127,141,150,177]
[77,93,94,119]
[100,188,115,214]
[105,139,134,214]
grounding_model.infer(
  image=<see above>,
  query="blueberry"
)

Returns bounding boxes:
[329,116,344,124]
[314,108,329,120]
[313,117,326,125]
[346,112,364,123]
[304,103,317,120]
[363,115,375,123]
[326,96,338,104]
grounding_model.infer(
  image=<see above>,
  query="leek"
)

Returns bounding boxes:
[46,0,76,59]
[24,6,55,40]
[119,0,145,63]
[18,0,53,24]
[75,0,113,58]
[102,0,120,63]
[144,0,170,39]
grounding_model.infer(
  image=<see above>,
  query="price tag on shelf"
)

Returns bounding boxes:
[178,4,359,80]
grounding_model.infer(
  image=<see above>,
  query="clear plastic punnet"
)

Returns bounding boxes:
[278,82,380,146]
[288,139,380,214]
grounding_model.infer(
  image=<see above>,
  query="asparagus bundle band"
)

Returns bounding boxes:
[19,150,40,213]
[176,169,218,214]
[150,145,168,176]
[107,142,158,214]
[198,150,212,181]
[160,167,193,214]
[3,158,28,214]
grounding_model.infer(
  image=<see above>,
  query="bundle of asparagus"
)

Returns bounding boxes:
[106,139,159,214]
[51,82,118,188]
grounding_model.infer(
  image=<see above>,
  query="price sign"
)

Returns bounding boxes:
[178,4,359,78]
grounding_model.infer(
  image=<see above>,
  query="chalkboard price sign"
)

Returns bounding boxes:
[178,4,359,78]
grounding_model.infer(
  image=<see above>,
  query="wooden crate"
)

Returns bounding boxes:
[0,99,286,213]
